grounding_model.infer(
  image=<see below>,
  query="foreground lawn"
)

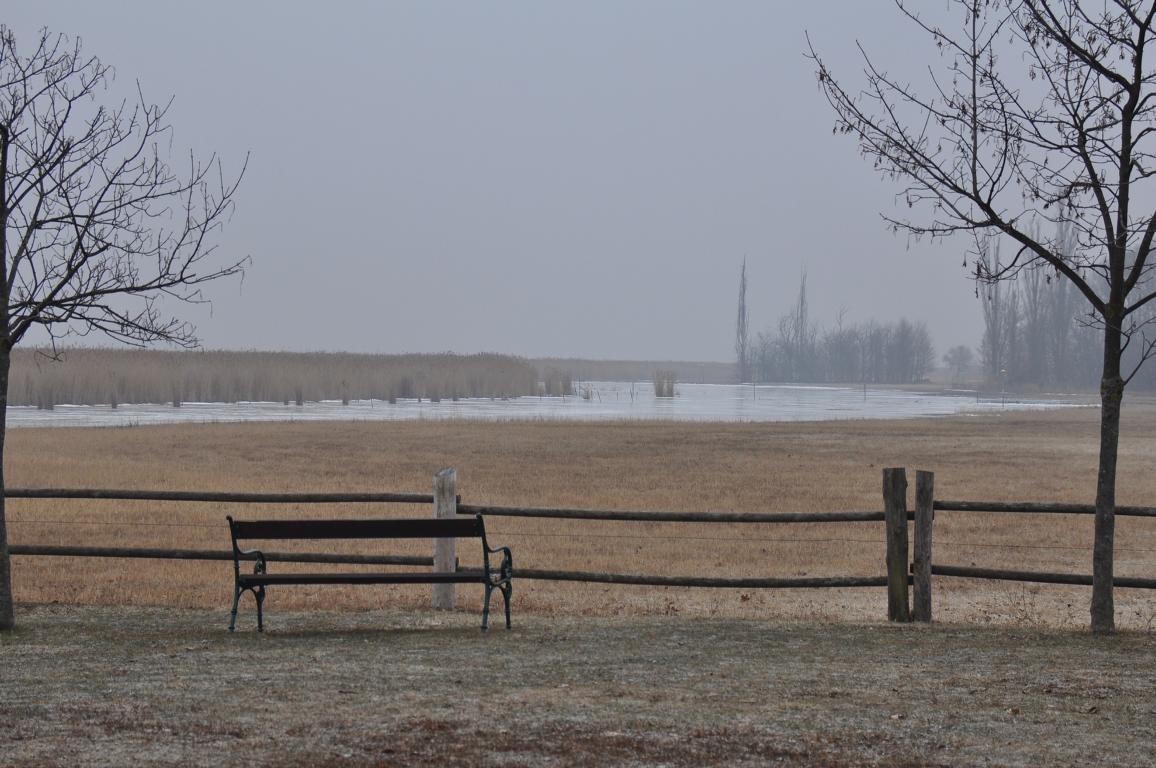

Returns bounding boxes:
[1,605,1153,767]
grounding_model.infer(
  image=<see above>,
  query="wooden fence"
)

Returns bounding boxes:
[903,469,1156,622]
[5,467,897,612]
[7,466,1154,622]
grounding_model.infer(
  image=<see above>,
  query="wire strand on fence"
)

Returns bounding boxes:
[934,539,1156,554]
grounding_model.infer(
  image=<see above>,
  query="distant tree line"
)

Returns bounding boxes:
[975,233,1156,392]
[736,269,936,385]
[733,246,1156,393]
[533,358,736,385]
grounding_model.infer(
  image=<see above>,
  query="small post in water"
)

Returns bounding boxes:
[883,467,910,622]
[432,468,457,610]
[913,470,934,622]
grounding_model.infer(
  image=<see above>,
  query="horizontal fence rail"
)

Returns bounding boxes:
[932,564,1156,590]
[457,503,891,524]
[5,488,437,504]
[934,500,1156,517]
[456,567,892,589]
[9,545,435,567]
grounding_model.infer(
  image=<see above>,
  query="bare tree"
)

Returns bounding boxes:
[1047,222,1090,387]
[778,270,817,382]
[1005,286,1022,384]
[823,308,861,382]
[863,320,890,384]
[1021,264,1049,385]
[735,258,750,383]
[910,321,937,382]
[810,1,1156,632]
[978,243,1007,383]
[943,345,975,384]
[0,28,247,630]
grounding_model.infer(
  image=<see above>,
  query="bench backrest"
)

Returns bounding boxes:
[227,516,485,541]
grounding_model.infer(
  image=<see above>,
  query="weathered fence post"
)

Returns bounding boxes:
[883,467,910,622]
[432,468,457,610]
[912,470,934,622]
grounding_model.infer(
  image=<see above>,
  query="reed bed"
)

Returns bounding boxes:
[9,347,539,407]
[6,405,1156,628]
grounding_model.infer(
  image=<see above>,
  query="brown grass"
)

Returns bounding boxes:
[3,604,1153,766]
[6,404,1156,629]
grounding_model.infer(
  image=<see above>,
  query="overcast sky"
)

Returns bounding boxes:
[7,2,986,361]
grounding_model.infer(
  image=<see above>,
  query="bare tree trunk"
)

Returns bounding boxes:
[735,259,749,383]
[0,343,12,630]
[0,124,11,631]
[1091,320,1123,634]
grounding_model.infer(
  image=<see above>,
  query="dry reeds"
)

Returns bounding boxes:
[539,368,574,397]
[10,348,539,406]
[652,370,676,398]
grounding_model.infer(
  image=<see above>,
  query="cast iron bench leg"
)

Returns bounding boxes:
[229,586,242,632]
[256,586,266,632]
[481,583,493,631]
[502,583,512,630]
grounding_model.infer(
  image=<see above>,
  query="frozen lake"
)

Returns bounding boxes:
[6,382,1081,428]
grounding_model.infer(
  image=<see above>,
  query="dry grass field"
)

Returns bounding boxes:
[5,407,1156,766]
[5,403,1156,630]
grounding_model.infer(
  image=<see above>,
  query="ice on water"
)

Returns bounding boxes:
[6,382,1078,429]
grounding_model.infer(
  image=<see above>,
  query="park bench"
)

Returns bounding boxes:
[226,515,512,632]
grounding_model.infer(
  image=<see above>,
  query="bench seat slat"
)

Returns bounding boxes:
[238,572,487,586]
[231,518,483,540]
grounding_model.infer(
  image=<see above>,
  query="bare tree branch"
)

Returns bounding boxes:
[0,27,248,350]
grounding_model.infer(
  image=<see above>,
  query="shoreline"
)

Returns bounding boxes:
[3,381,1092,429]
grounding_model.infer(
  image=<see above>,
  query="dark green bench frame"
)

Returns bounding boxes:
[226,515,512,631]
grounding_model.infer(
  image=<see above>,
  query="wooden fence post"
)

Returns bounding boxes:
[912,470,934,622]
[432,468,457,610]
[883,467,910,622]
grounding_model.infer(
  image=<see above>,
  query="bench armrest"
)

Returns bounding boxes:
[227,516,266,576]
[484,544,513,583]
[236,548,267,574]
